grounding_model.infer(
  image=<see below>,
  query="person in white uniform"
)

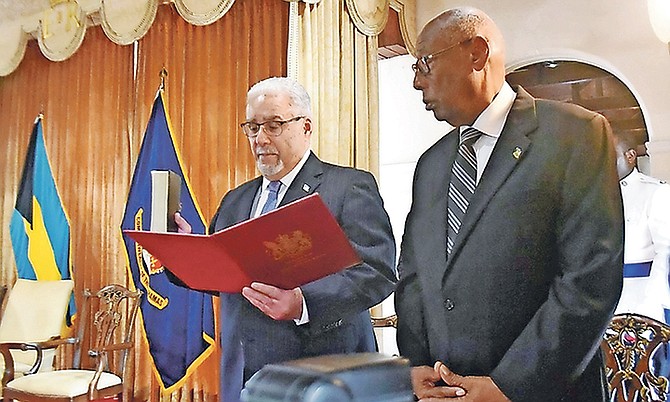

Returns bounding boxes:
[613,134,670,374]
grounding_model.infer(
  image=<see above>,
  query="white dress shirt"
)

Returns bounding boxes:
[252,149,312,324]
[461,81,516,183]
[253,149,311,218]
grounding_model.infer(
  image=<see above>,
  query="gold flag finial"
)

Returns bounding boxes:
[159,68,168,91]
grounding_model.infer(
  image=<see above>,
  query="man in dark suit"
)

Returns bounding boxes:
[395,7,623,401]
[202,77,396,401]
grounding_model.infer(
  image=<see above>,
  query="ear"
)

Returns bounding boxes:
[470,35,490,71]
[624,148,637,164]
[303,117,313,136]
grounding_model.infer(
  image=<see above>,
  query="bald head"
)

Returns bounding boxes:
[414,7,507,125]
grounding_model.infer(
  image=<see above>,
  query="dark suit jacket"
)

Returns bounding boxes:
[211,152,396,388]
[395,86,623,402]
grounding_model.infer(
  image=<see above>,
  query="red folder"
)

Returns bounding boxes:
[124,194,362,293]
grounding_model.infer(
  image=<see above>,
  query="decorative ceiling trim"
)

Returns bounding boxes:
[390,0,416,56]
[99,0,159,46]
[0,21,29,76]
[0,0,242,77]
[281,0,321,5]
[346,0,390,36]
[174,0,235,26]
[37,1,87,61]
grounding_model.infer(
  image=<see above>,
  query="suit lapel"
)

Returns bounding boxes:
[237,178,263,221]
[278,151,323,206]
[410,132,458,292]
[447,87,537,266]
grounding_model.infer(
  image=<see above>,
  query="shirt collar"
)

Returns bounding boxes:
[620,167,640,185]
[262,149,311,191]
[460,81,515,139]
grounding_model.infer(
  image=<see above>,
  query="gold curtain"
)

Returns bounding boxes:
[131,3,288,399]
[0,26,135,295]
[291,0,383,176]
[0,0,287,400]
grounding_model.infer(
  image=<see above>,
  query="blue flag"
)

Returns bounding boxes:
[9,115,75,325]
[121,92,215,390]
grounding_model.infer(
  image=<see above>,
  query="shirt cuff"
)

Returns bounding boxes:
[294,291,310,325]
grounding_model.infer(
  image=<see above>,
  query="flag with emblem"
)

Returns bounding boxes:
[121,90,215,390]
[10,115,76,325]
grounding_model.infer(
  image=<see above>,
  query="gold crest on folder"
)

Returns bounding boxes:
[264,230,313,261]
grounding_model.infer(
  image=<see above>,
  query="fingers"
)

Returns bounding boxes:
[241,283,303,320]
[249,282,281,297]
[412,365,441,384]
[241,284,274,315]
[411,365,464,400]
[411,365,441,399]
[174,212,192,234]
[410,362,465,399]
[418,386,466,399]
[436,363,466,397]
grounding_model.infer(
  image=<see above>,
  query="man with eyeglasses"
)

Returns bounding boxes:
[394,7,623,402]
[177,76,396,401]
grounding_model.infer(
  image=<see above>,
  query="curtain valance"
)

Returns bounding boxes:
[0,0,236,76]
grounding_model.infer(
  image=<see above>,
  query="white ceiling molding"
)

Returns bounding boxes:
[0,21,29,76]
[346,0,390,36]
[37,1,86,61]
[0,0,241,77]
[99,0,158,46]
[281,0,322,4]
[390,0,416,56]
[173,0,235,26]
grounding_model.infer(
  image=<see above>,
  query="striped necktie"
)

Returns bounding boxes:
[260,181,281,215]
[447,127,482,255]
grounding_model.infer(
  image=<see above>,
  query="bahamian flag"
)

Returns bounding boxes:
[121,90,215,391]
[9,115,75,325]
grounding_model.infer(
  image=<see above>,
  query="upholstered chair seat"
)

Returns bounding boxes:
[5,370,121,397]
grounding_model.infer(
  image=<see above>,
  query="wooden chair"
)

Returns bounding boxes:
[2,284,141,402]
[601,313,670,402]
[0,284,7,319]
[371,314,397,329]
[0,279,74,388]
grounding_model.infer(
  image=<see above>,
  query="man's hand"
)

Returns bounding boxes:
[242,282,303,320]
[174,212,192,233]
[411,364,466,400]
[421,362,510,402]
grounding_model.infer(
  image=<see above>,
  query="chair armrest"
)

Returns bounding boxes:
[0,342,35,386]
[88,341,133,358]
[371,314,397,328]
[0,335,78,385]
[25,336,80,374]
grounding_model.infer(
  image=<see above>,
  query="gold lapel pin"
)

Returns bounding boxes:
[512,147,523,159]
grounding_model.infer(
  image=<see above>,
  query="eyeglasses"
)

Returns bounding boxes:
[411,38,473,75]
[240,116,306,138]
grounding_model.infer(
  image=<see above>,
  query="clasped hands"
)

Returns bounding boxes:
[174,212,303,321]
[411,361,510,401]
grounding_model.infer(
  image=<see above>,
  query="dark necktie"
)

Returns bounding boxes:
[447,127,482,255]
[260,181,281,215]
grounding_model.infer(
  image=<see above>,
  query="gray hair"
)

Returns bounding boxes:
[246,77,312,117]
